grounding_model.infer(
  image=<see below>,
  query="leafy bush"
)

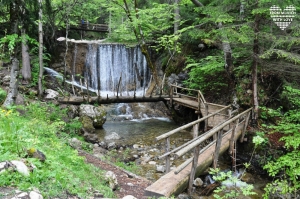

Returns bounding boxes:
[183,54,227,97]
[0,103,114,198]
[262,85,300,198]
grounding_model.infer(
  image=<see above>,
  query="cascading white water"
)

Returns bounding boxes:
[84,44,149,96]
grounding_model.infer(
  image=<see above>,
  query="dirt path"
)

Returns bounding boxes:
[78,151,152,199]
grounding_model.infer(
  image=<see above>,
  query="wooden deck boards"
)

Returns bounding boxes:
[169,97,229,129]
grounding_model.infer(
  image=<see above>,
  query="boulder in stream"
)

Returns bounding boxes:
[79,104,107,128]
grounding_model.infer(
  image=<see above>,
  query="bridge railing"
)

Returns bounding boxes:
[169,84,206,110]
[155,107,252,194]
[70,23,109,32]
[155,105,231,173]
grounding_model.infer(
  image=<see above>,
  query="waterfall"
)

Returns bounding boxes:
[83,44,150,96]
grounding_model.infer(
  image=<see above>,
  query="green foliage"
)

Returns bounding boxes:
[0,34,20,55]
[0,103,114,198]
[104,149,140,174]
[209,168,256,199]
[0,88,7,105]
[183,54,227,96]
[261,86,300,198]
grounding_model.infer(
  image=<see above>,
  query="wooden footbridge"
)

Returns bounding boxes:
[70,23,109,32]
[138,85,251,197]
[58,84,252,197]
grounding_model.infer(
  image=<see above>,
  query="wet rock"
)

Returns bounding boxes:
[79,104,106,128]
[107,142,117,150]
[99,141,107,148]
[69,137,82,150]
[194,178,203,187]
[104,132,121,140]
[44,89,59,99]
[83,132,98,143]
[105,171,118,190]
[156,165,166,173]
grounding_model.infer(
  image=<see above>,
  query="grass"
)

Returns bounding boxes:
[104,149,141,174]
[0,102,115,198]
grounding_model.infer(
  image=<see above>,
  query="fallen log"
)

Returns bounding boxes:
[57,95,171,105]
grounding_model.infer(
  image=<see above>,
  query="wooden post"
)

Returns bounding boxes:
[188,120,200,195]
[165,137,171,173]
[170,85,174,106]
[213,129,223,169]
[232,140,237,173]
[228,108,232,128]
[71,75,76,96]
[116,73,122,98]
[80,78,83,93]
[204,103,209,131]
[229,119,239,155]
[160,73,166,96]
[197,92,201,111]
[85,80,90,103]
[134,76,136,99]
[240,111,251,142]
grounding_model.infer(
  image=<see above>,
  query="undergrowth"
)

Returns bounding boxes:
[0,102,114,198]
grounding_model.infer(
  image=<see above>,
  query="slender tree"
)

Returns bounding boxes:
[3,0,21,107]
[38,0,43,98]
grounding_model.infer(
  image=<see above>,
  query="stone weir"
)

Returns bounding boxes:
[52,39,151,96]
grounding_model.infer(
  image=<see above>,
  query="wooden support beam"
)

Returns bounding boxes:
[213,129,223,168]
[229,119,239,155]
[240,111,251,142]
[204,103,209,131]
[165,137,171,173]
[116,74,122,98]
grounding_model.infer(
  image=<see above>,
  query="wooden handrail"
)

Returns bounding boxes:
[155,105,231,141]
[174,108,252,158]
[170,84,206,104]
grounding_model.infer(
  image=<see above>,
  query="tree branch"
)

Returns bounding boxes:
[190,0,204,7]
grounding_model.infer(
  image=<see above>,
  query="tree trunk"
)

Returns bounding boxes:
[3,59,19,107]
[252,13,260,124]
[174,0,180,34]
[4,0,21,107]
[38,0,44,98]
[21,29,31,83]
